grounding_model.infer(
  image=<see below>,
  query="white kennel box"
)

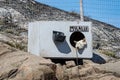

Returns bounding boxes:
[28,21,92,58]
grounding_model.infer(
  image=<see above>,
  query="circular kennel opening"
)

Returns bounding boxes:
[70,31,85,47]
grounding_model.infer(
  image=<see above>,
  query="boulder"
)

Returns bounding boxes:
[55,63,71,80]
[94,60,120,77]
[65,66,80,79]
[0,42,57,80]
[65,61,76,68]
[0,42,120,80]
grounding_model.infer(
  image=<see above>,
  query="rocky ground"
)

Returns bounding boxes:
[0,42,56,80]
[0,42,120,80]
[0,0,120,80]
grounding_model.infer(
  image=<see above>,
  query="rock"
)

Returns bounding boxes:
[0,43,57,80]
[94,60,120,77]
[65,66,80,79]
[56,64,64,80]
[81,73,120,80]
[0,42,120,80]
[65,61,76,68]
[79,66,96,77]
[14,63,55,80]
[0,0,120,79]
[0,34,13,44]
[98,75,119,80]
[56,63,70,80]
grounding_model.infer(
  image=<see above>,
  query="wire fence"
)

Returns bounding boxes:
[35,0,120,27]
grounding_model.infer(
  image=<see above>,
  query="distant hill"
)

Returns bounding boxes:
[0,0,120,56]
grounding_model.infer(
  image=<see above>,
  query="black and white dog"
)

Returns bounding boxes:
[74,38,87,49]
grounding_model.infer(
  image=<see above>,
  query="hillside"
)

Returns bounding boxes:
[0,0,120,56]
[0,0,120,80]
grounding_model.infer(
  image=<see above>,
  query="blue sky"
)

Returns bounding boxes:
[35,0,120,28]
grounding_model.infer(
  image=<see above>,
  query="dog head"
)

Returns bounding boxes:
[74,38,87,49]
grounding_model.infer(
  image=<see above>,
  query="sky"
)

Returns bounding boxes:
[35,0,120,28]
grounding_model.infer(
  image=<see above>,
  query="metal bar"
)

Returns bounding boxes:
[80,0,84,21]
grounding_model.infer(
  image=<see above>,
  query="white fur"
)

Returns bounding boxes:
[74,39,87,49]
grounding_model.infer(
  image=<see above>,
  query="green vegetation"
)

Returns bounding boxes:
[3,27,24,36]
[4,29,14,34]
[69,11,78,16]
[99,50,115,58]
[0,20,4,25]
[4,41,26,51]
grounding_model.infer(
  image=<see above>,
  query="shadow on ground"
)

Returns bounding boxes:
[50,52,106,65]
[91,53,106,64]
[51,58,83,65]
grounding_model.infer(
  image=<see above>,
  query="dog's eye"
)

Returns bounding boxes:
[82,39,86,42]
